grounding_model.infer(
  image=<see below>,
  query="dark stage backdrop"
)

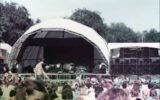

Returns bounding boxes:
[44,38,94,72]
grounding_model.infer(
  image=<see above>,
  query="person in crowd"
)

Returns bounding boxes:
[130,89,144,100]
[90,77,102,98]
[97,87,129,100]
[76,74,83,84]
[71,81,80,100]
[54,83,63,100]
[61,84,73,100]
[0,64,17,100]
[76,83,96,100]
[130,80,146,100]
[130,80,144,100]
[12,73,22,86]
[14,79,49,100]
[135,98,143,100]
[153,84,160,99]
[93,83,103,98]
[122,81,130,96]
[2,64,13,85]
[101,79,113,93]
[75,83,90,100]
[34,58,49,81]
[140,82,150,99]
[45,81,58,100]
[146,89,159,100]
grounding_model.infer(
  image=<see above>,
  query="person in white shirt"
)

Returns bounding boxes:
[34,58,49,81]
[76,83,96,100]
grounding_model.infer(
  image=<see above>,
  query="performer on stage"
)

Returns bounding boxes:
[99,62,108,74]
[34,58,49,81]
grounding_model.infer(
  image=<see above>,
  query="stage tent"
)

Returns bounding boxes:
[9,18,110,72]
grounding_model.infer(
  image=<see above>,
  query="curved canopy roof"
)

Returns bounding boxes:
[10,18,109,63]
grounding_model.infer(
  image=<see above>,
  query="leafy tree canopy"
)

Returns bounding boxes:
[69,9,140,42]
[106,23,139,42]
[144,29,160,42]
[0,2,34,45]
[69,8,107,38]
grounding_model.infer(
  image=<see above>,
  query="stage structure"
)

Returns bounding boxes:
[108,43,160,75]
[9,18,109,73]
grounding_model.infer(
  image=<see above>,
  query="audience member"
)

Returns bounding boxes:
[97,87,129,100]
[15,79,48,100]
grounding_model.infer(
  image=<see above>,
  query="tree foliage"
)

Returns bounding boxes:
[69,9,140,42]
[144,29,160,42]
[69,9,107,38]
[106,23,139,42]
[0,2,33,45]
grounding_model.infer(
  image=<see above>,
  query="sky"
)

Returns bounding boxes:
[2,0,160,32]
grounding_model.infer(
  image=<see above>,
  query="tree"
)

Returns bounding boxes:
[144,29,160,42]
[35,18,41,24]
[69,9,139,42]
[0,2,33,45]
[106,23,139,42]
[69,9,107,38]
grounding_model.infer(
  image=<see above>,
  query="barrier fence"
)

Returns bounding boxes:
[0,73,111,82]
[0,73,159,83]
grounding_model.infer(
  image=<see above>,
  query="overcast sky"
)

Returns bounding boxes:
[2,0,160,32]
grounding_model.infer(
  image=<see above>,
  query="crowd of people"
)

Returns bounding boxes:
[0,59,159,100]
